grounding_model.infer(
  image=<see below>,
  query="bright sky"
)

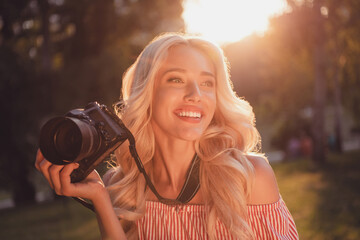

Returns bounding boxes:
[182,0,289,45]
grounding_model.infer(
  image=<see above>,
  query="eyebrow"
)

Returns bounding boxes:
[163,68,215,78]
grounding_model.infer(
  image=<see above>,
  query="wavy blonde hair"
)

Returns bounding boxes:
[105,33,261,239]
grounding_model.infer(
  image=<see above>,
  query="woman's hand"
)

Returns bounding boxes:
[35,149,127,239]
[35,149,107,202]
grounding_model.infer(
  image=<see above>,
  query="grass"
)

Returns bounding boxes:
[0,150,359,239]
[273,150,360,240]
[0,198,100,240]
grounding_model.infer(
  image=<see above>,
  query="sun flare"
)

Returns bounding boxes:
[182,0,288,45]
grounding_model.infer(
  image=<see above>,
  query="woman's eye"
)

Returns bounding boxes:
[201,81,214,87]
[168,78,183,83]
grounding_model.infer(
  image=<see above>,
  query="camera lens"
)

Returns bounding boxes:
[53,120,82,160]
[39,117,100,165]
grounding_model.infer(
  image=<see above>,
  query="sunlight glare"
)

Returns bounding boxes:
[182,0,288,45]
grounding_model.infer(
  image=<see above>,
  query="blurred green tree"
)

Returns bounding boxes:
[0,0,37,206]
[224,0,360,163]
[0,0,184,205]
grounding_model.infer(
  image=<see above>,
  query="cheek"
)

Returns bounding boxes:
[153,86,167,106]
[206,92,217,114]
[152,88,177,114]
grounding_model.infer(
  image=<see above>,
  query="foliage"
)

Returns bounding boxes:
[270,114,312,151]
[224,0,360,156]
[0,0,184,205]
[2,0,360,204]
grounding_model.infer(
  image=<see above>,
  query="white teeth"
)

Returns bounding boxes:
[179,111,201,118]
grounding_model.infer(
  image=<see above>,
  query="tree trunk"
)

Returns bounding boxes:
[333,58,343,153]
[11,145,36,206]
[312,0,327,163]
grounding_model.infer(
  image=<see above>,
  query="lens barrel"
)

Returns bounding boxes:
[39,117,100,165]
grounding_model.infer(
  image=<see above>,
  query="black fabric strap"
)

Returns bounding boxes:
[74,132,201,211]
[175,154,200,203]
[128,134,200,205]
[73,197,95,211]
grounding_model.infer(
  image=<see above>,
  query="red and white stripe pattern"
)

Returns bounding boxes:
[247,198,299,239]
[136,198,298,239]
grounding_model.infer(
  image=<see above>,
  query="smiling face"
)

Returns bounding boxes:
[151,44,217,142]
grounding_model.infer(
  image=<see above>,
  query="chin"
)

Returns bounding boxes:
[177,129,204,142]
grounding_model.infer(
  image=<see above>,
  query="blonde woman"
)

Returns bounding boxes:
[35,33,299,239]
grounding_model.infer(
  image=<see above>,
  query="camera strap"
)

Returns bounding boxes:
[73,133,200,212]
[128,140,200,205]
[174,154,200,204]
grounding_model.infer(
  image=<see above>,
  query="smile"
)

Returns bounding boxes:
[178,111,202,118]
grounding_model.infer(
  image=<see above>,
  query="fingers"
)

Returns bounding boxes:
[59,163,79,196]
[35,149,67,193]
[49,165,65,194]
[35,149,55,188]
[39,159,54,188]
[34,149,44,171]
[35,149,85,198]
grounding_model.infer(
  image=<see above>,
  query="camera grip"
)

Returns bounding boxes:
[70,166,88,183]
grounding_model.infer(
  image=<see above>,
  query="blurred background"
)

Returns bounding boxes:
[0,0,359,239]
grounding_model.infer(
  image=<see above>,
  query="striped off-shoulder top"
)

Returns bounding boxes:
[136,197,299,239]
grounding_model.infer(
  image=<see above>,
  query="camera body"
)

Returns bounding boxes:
[39,102,130,182]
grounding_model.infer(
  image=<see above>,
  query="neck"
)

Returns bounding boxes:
[152,138,195,193]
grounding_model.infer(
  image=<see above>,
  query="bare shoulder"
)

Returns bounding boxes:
[247,154,280,205]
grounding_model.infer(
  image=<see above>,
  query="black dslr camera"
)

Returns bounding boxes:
[39,102,198,206]
[39,102,131,183]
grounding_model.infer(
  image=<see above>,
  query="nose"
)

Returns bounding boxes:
[184,81,201,103]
